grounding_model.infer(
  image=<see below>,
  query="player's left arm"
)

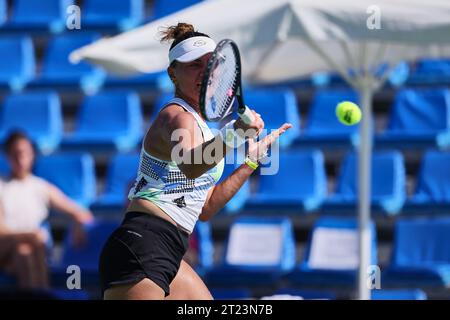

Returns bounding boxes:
[199,123,292,221]
[199,164,254,221]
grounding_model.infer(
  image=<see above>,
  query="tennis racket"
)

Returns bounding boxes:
[199,39,254,124]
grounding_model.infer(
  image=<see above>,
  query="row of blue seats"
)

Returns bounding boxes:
[202,216,450,290]
[211,287,428,300]
[0,33,155,93]
[194,149,450,215]
[9,215,447,294]
[301,59,450,88]
[0,0,202,33]
[2,34,450,94]
[0,90,143,153]
[1,149,449,215]
[1,215,444,297]
[1,87,450,154]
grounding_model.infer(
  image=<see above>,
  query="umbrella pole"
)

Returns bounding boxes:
[357,83,373,300]
[302,39,376,300]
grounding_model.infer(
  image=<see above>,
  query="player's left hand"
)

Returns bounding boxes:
[247,123,292,162]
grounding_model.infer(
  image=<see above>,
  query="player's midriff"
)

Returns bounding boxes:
[127,198,189,234]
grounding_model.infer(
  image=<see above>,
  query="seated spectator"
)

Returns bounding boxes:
[0,131,94,289]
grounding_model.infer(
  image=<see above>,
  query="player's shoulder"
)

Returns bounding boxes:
[160,103,196,127]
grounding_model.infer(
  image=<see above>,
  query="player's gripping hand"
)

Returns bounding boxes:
[233,109,264,139]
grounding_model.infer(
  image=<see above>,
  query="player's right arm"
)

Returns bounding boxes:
[162,105,263,179]
[163,105,226,179]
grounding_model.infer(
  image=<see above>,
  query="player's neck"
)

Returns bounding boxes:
[174,90,205,120]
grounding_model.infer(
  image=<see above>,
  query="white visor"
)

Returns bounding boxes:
[169,36,216,64]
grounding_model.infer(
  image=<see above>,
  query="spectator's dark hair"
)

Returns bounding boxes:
[4,130,36,155]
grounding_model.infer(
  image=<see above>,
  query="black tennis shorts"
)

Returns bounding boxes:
[99,211,190,297]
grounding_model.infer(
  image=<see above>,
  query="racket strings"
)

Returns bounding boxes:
[205,46,238,120]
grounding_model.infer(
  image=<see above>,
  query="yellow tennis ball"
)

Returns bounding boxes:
[336,101,362,125]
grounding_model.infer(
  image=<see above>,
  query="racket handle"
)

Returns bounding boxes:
[238,106,254,125]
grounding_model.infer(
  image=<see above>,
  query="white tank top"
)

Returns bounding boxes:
[128,98,224,233]
[0,175,50,232]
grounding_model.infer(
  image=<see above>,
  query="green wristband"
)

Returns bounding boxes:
[244,156,259,170]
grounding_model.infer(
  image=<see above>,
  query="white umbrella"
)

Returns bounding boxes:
[71,0,450,299]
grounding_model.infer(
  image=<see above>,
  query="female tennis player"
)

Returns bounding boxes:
[99,22,292,300]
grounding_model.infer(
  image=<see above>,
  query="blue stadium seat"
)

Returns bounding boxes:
[289,217,377,287]
[82,0,144,31]
[371,289,427,300]
[30,33,105,94]
[0,154,9,177]
[245,88,300,148]
[51,220,119,286]
[49,289,90,300]
[275,288,336,300]
[210,288,252,300]
[0,36,35,92]
[245,150,326,213]
[407,58,450,85]
[323,151,406,215]
[151,92,179,121]
[383,218,450,287]
[205,216,296,286]
[0,91,63,154]
[62,91,143,153]
[40,220,55,252]
[297,89,362,148]
[93,153,140,211]
[151,91,171,119]
[34,153,96,207]
[0,0,5,26]
[150,0,203,20]
[1,0,73,34]
[376,88,450,149]
[190,221,214,276]
[0,272,16,287]
[405,150,450,213]
[104,71,169,91]
[385,61,411,87]
[309,62,410,88]
[58,220,118,271]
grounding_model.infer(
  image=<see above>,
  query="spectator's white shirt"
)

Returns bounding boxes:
[0,175,51,232]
